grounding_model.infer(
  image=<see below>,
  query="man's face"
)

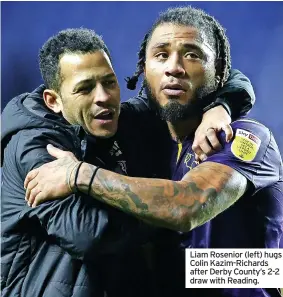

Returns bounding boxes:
[144,23,218,122]
[58,50,120,138]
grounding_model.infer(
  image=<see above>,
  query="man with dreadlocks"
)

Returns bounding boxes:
[23,6,282,297]
[1,22,256,297]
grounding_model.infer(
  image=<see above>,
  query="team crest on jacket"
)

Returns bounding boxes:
[184,153,199,170]
[231,129,261,161]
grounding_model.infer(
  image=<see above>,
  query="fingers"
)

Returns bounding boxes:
[221,124,233,143]
[25,178,38,202]
[25,181,49,207]
[199,140,215,156]
[28,189,47,208]
[206,128,222,151]
[31,192,46,207]
[28,187,42,207]
[47,144,77,161]
[47,144,67,159]
[24,169,39,189]
[193,123,234,161]
[193,129,220,161]
[194,153,207,162]
[192,143,208,162]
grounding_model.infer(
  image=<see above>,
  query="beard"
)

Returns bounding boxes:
[144,71,217,123]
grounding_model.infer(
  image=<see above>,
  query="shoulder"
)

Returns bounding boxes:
[15,127,75,151]
[230,118,282,159]
[3,127,67,159]
[231,118,271,146]
[4,126,78,176]
[221,117,281,161]
[205,117,282,192]
[231,118,271,138]
[120,95,150,121]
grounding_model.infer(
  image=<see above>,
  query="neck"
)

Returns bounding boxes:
[167,116,201,143]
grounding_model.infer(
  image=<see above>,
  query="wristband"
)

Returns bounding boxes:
[74,161,84,193]
[87,166,100,196]
[68,162,80,192]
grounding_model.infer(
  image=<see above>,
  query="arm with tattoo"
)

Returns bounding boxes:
[74,161,247,232]
[25,145,248,232]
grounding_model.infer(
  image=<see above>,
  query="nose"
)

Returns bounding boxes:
[165,53,185,78]
[93,83,110,104]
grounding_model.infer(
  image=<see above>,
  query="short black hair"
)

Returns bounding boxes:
[39,28,111,92]
[126,6,231,93]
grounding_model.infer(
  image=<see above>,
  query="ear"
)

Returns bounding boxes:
[43,89,63,113]
[215,58,223,87]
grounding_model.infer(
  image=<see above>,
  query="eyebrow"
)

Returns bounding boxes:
[183,43,207,57]
[73,73,116,91]
[150,42,204,53]
[73,78,94,92]
[150,42,170,50]
[101,73,116,80]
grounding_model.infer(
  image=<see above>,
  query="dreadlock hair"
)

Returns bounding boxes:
[39,28,111,92]
[126,6,231,94]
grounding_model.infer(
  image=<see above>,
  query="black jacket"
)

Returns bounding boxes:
[1,69,255,297]
[1,85,150,297]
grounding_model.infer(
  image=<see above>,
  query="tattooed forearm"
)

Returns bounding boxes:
[77,162,248,232]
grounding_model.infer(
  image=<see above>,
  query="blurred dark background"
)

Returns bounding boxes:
[2,1,283,150]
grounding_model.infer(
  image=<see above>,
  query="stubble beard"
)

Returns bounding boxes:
[144,72,217,123]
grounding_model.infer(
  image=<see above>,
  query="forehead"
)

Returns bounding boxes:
[59,51,114,82]
[147,23,212,52]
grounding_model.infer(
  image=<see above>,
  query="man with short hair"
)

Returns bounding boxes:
[1,27,254,297]
[1,28,149,297]
[25,7,282,297]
